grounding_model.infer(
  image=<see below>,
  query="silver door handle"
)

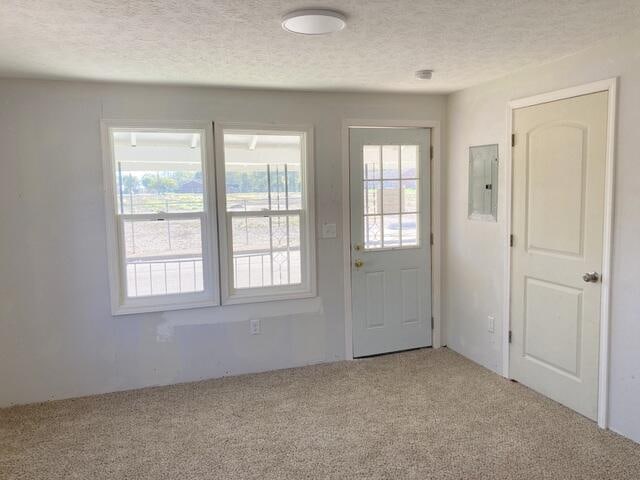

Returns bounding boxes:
[582,272,600,283]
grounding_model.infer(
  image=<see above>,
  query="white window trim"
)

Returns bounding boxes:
[214,123,317,305]
[101,120,220,315]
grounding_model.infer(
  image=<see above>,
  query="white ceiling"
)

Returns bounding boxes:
[1,1,639,93]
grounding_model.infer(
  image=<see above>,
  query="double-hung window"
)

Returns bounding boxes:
[102,122,219,314]
[215,125,316,304]
[102,121,315,313]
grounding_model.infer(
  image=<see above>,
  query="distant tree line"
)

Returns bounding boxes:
[119,168,301,195]
[225,170,301,194]
[119,171,204,195]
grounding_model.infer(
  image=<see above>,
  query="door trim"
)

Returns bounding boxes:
[504,78,618,429]
[342,119,443,360]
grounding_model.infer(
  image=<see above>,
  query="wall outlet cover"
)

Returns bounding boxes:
[250,318,261,335]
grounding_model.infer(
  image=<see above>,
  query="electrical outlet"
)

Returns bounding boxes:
[488,315,495,333]
[250,318,261,335]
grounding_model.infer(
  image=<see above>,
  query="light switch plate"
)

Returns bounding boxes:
[488,315,495,333]
[321,223,337,238]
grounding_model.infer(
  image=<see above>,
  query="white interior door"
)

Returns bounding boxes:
[350,128,431,357]
[510,91,608,420]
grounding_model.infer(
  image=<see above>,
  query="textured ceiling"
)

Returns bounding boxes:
[1,1,639,93]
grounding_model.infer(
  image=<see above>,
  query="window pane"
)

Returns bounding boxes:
[401,145,418,178]
[382,145,400,179]
[365,215,382,250]
[224,133,302,212]
[364,181,382,215]
[231,214,301,289]
[401,214,418,246]
[222,129,311,299]
[383,215,401,247]
[382,180,401,214]
[123,218,203,297]
[363,146,381,179]
[113,131,204,214]
[401,180,418,213]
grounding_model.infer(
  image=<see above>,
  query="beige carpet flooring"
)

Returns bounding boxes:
[1,348,639,479]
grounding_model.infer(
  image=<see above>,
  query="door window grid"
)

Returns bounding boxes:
[363,145,420,250]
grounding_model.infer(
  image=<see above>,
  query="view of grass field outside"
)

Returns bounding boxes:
[223,133,304,290]
[363,144,420,249]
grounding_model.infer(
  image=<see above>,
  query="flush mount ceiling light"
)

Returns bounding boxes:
[415,69,434,80]
[281,9,347,35]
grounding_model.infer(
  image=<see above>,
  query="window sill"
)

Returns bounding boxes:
[112,297,218,316]
[222,287,317,306]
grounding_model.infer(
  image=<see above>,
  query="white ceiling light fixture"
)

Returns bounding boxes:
[281,9,347,35]
[415,69,434,80]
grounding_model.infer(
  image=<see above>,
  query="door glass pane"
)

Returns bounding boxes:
[363,146,381,180]
[382,180,401,214]
[365,215,382,249]
[401,180,418,213]
[401,214,418,246]
[382,145,400,179]
[113,132,204,214]
[401,145,418,178]
[123,218,203,297]
[364,181,382,215]
[383,215,401,247]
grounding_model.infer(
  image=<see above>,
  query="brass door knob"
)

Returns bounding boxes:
[354,259,364,269]
[582,272,600,283]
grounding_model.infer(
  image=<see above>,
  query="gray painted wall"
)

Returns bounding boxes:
[1,29,639,446]
[444,30,640,443]
[0,79,446,406]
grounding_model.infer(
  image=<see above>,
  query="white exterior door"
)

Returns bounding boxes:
[350,128,431,357]
[510,91,608,420]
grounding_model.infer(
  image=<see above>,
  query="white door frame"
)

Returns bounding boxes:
[342,119,443,360]
[503,78,618,428]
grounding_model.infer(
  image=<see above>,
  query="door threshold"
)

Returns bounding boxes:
[354,345,432,360]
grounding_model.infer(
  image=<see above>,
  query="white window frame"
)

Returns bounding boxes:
[214,123,317,305]
[101,120,220,315]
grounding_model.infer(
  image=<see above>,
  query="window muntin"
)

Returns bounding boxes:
[218,128,315,303]
[104,124,217,314]
[363,144,420,250]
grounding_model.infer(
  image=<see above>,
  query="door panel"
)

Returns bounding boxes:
[365,271,385,328]
[524,277,582,377]
[527,124,587,256]
[510,91,608,420]
[401,268,419,324]
[350,128,431,357]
